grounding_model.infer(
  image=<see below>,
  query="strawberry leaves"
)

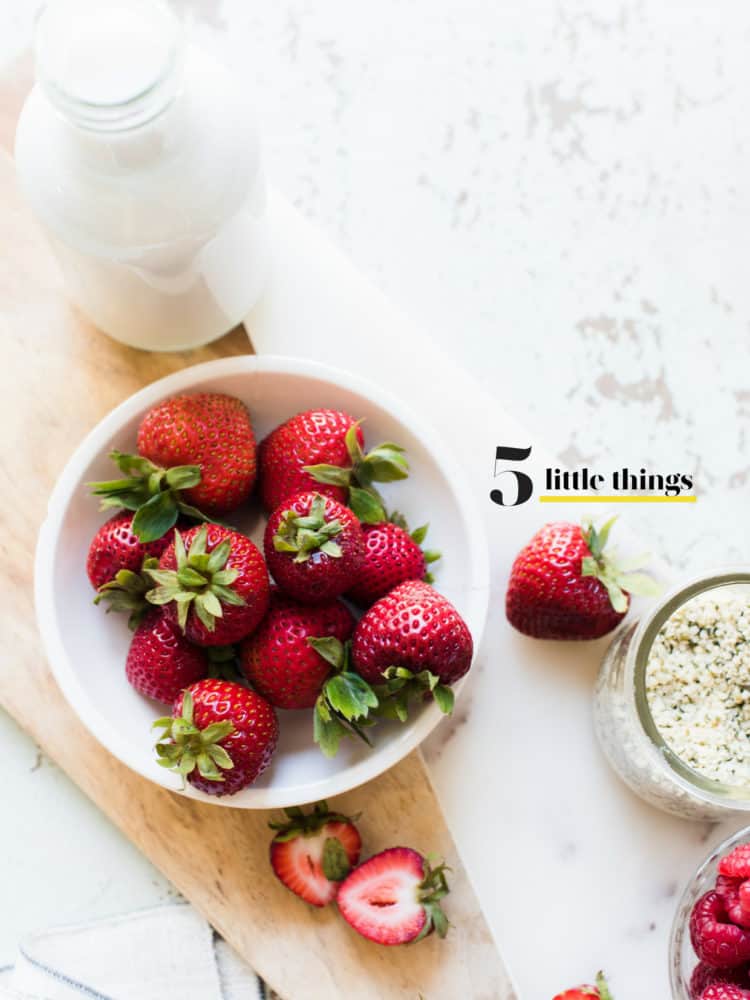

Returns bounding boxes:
[389,512,442,583]
[414,856,452,942]
[93,556,159,629]
[153,689,235,785]
[309,637,379,757]
[272,493,344,563]
[580,516,660,614]
[303,421,409,525]
[146,525,245,633]
[374,667,455,722]
[89,450,209,543]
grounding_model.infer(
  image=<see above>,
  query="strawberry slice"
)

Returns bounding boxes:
[336,847,450,945]
[269,802,361,907]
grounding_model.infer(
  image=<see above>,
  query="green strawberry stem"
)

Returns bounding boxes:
[88,450,211,543]
[389,511,442,583]
[595,972,613,1000]
[580,516,660,614]
[374,667,455,722]
[414,856,452,941]
[272,493,343,562]
[153,690,235,785]
[269,801,359,881]
[308,637,379,757]
[93,556,159,630]
[303,423,409,524]
[146,524,245,632]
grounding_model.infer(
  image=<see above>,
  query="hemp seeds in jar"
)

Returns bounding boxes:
[594,571,750,820]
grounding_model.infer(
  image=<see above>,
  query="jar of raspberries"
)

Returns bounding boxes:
[594,570,750,821]
[671,827,750,999]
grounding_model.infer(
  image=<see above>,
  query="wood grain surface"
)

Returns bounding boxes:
[0,62,512,999]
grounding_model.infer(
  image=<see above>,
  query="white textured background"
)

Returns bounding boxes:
[2,0,749,994]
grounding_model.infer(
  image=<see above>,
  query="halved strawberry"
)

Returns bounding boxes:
[336,847,450,945]
[269,801,362,906]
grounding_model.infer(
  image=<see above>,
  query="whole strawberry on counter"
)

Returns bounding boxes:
[89,392,256,542]
[347,515,440,608]
[552,973,613,1000]
[240,590,356,710]
[87,511,177,627]
[147,524,270,646]
[506,517,659,640]
[337,847,451,945]
[125,609,208,704]
[351,581,473,720]
[264,492,364,603]
[269,801,362,906]
[258,410,408,523]
[153,680,278,796]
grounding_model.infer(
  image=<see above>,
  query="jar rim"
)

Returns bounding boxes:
[629,566,750,806]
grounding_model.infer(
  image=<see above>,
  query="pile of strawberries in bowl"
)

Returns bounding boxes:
[80,387,475,800]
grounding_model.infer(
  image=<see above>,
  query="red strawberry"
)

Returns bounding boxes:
[336,847,450,945]
[691,891,750,969]
[88,512,177,627]
[240,590,355,709]
[264,492,364,604]
[87,511,173,589]
[347,518,440,608]
[552,974,613,1000]
[700,985,750,999]
[505,518,659,640]
[691,963,750,999]
[148,524,269,647]
[269,801,362,906]
[351,581,472,720]
[720,846,750,880]
[125,609,207,704]
[89,394,255,544]
[154,679,278,796]
[258,410,408,523]
[137,392,256,514]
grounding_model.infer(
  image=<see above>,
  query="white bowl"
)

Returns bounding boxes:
[35,355,489,808]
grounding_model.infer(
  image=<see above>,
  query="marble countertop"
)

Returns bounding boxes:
[2,1,750,997]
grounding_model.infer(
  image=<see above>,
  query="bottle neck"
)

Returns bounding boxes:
[34,0,183,133]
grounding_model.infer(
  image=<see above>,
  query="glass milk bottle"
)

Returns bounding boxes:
[15,0,268,351]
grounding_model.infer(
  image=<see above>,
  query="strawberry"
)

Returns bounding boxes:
[137,392,256,514]
[125,609,208,704]
[87,512,177,627]
[552,973,613,1000]
[87,511,174,589]
[347,516,440,608]
[89,393,256,542]
[239,590,355,709]
[269,801,362,906]
[351,581,473,720]
[264,492,364,604]
[154,680,278,796]
[258,410,408,523]
[505,517,659,640]
[147,524,270,647]
[336,847,450,945]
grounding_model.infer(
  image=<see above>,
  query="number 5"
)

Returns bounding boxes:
[490,446,533,507]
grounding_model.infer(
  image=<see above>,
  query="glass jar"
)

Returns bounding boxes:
[15,0,268,351]
[670,825,750,998]
[594,569,750,821]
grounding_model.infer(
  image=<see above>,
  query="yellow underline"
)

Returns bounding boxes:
[538,495,697,503]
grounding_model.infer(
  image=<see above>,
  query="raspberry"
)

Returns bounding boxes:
[690,892,750,968]
[716,876,750,930]
[691,962,750,999]
[719,846,750,880]
[699,984,750,999]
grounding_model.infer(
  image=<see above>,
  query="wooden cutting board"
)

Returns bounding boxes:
[0,60,513,1000]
